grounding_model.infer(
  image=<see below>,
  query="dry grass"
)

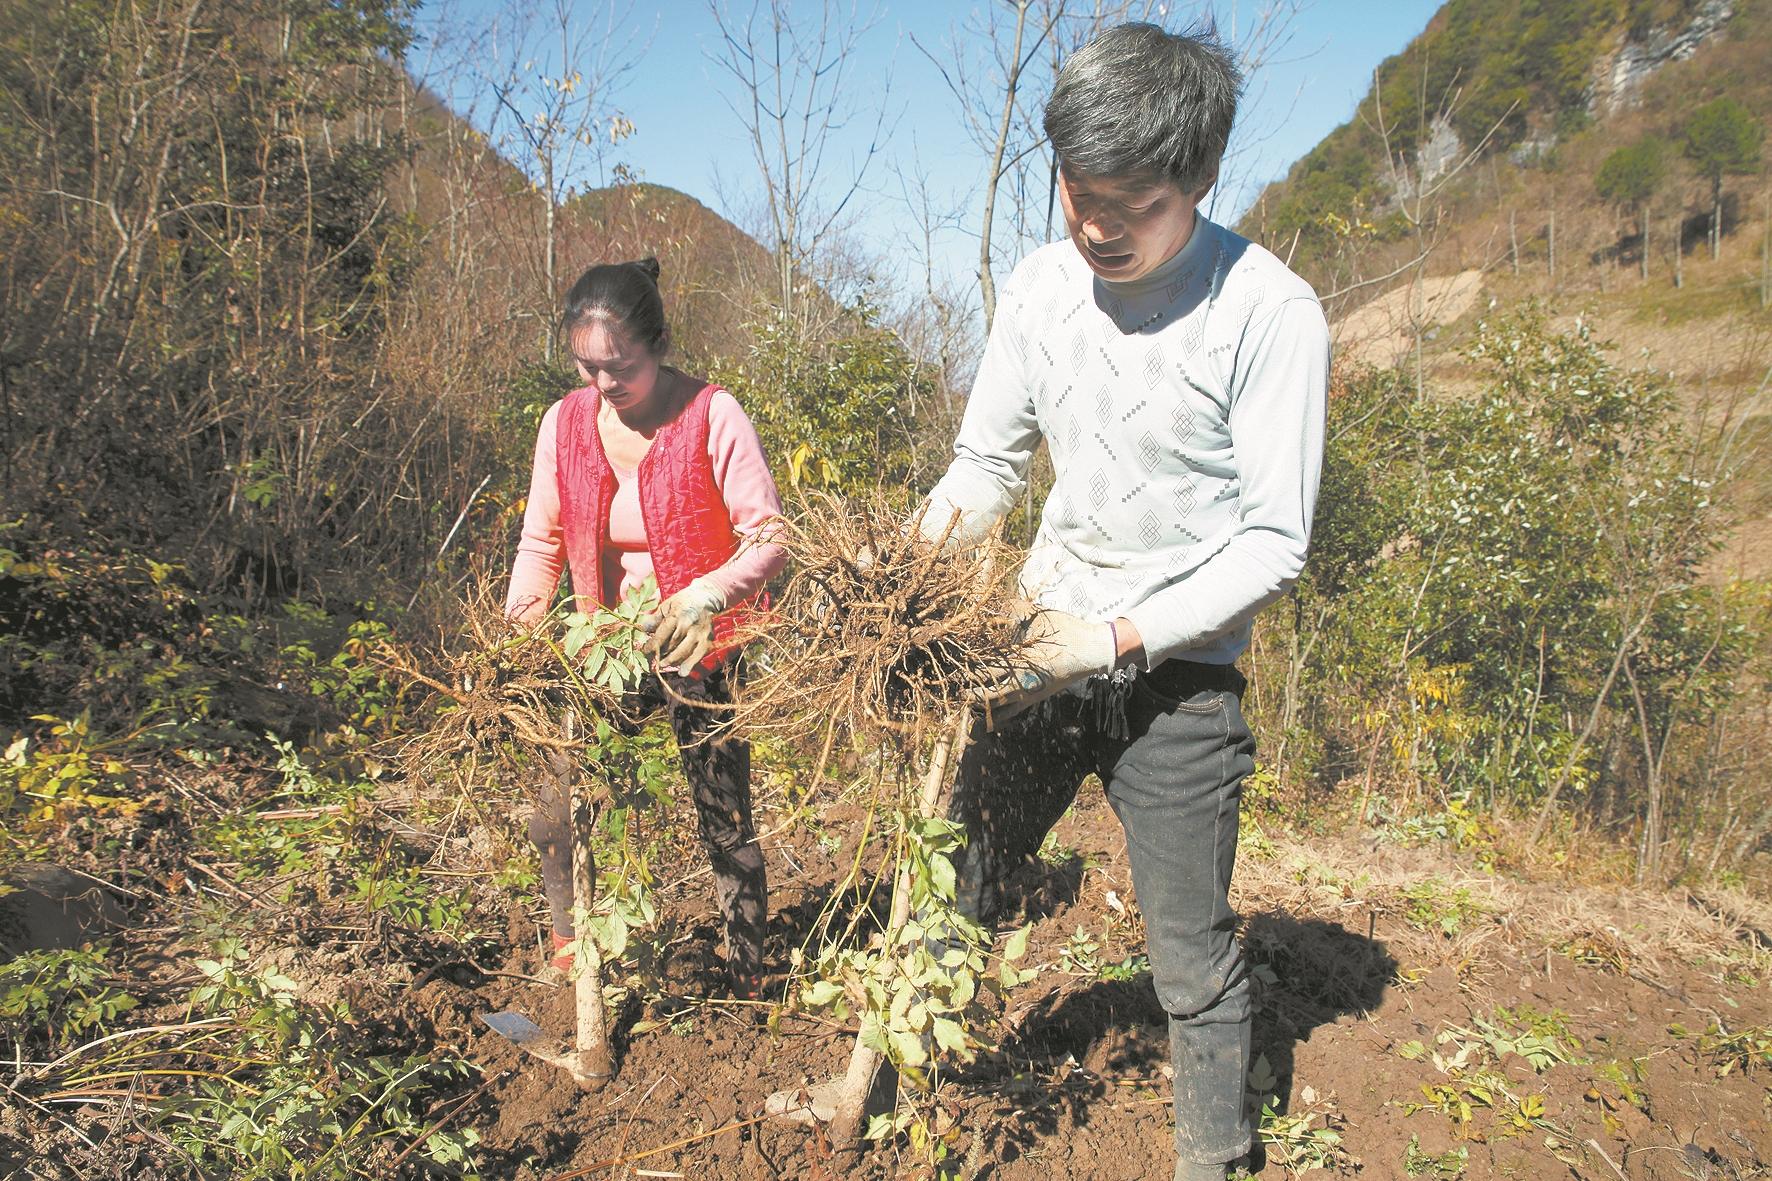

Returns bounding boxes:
[1235,829,1769,988]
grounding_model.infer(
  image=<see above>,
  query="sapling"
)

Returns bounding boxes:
[383,577,660,1086]
[735,497,1039,1148]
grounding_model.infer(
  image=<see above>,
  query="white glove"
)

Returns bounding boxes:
[975,607,1116,720]
[641,576,727,675]
[913,502,972,551]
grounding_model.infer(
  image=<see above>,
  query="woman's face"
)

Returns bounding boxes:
[569,318,663,415]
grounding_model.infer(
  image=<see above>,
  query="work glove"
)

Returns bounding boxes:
[641,576,727,676]
[913,502,970,552]
[974,606,1116,722]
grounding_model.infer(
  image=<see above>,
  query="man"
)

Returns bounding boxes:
[924,24,1329,1181]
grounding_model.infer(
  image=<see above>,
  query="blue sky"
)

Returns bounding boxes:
[413,1,1442,299]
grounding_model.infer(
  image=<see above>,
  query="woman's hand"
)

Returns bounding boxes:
[641,577,728,675]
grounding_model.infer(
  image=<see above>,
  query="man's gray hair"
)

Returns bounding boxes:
[1044,23,1241,191]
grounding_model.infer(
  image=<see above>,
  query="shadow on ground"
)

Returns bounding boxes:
[964,902,1397,1175]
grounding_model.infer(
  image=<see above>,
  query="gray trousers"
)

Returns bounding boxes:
[949,660,1255,1166]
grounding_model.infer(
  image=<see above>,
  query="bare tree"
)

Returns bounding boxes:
[916,1,1306,329]
[707,0,893,330]
[461,0,640,360]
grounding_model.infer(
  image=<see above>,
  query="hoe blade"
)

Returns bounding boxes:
[480,1009,550,1049]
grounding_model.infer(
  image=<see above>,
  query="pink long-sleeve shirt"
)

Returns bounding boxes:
[505,389,787,623]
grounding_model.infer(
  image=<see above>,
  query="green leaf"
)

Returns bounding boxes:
[1002,925,1031,962]
[801,980,844,1009]
[931,1017,967,1056]
[928,854,956,901]
[888,1026,928,1068]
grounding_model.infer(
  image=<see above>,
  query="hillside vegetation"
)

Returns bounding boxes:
[1241,0,1769,294]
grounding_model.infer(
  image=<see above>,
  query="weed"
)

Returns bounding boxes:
[1259,1099,1350,1172]
[1,715,137,824]
[1698,1024,1772,1077]
[1036,825,1101,872]
[1390,791,1496,863]
[1059,927,1102,975]
[1592,1058,1648,1107]
[1411,1075,1504,1126]
[15,948,481,1177]
[1100,954,1150,983]
[1587,1059,1649,1136]
[1238,814,1279,859]
[1461,1005,1583,1072]
[0,945,137,1048]
[204,740,374,881]
[493,857,538,893]
[1403,1135,1469,1177]
[274,604,405,744]
[1398,879,1490,937]
[1038,830,1078,867]
[351,861,472,935]
[159,952,481,1177]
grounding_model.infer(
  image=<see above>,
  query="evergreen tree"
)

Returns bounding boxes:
[1682,97,1765,259]
[1596,137,1667,279]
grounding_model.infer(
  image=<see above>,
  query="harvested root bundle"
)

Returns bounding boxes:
[376,573,651,790]
[728,492,1028,744]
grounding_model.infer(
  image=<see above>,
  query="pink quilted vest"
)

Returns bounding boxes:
[554,383,756,668]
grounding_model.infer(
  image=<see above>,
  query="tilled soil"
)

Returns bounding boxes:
[444,792,1771,1180]
[7,777,1768,1180]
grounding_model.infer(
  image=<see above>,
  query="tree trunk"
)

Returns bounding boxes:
[1640,206,1649,282]
[543,152,557,364]
[829,709,971,1146]
[1509,209,1519,275]
[978,1,1032,332]
[1547,207,1556,289]
[1711,176,1723,261]
[566,710,613,1089]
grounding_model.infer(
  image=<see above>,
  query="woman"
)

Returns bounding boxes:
[506,257,785,995]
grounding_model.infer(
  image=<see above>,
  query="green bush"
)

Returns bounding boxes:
[1255,311,1761,876]
[0,945,138,1048]
[711,306,939,497]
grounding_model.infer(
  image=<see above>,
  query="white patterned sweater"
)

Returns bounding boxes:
[926,215,1330,667]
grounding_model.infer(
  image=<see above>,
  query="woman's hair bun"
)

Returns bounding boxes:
[633,256,662,282]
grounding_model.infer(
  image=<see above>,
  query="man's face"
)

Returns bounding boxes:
[1057,166,1212,282]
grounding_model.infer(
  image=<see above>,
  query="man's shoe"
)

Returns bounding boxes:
[1174,1160,1228,1181]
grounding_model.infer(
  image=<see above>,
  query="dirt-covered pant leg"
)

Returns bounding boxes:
[665,667,767,978]
[947,697,1097,923]
[528,749,579,938]
[1101,674,1256,1167]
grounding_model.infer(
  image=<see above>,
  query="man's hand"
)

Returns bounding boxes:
[640,577,727,675]
[975,606,1116,721]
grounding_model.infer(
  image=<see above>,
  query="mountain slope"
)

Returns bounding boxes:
[1239,0,1769,308]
